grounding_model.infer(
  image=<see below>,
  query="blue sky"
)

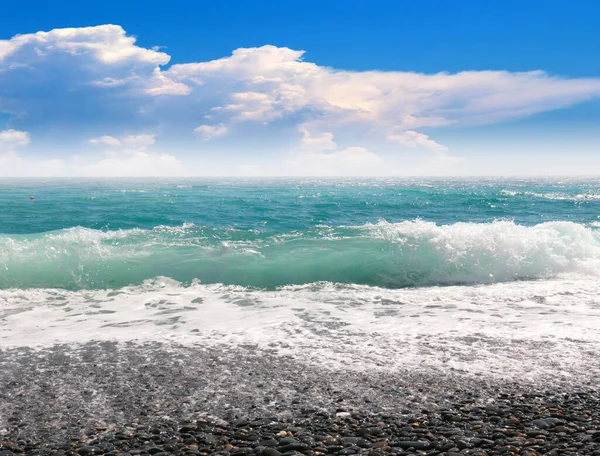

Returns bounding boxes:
[0,0,599,176]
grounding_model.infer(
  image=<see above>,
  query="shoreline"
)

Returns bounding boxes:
[1,342,599,455]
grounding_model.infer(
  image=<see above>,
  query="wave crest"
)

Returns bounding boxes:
[1,220,600,290]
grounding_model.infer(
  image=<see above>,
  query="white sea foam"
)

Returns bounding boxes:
[500,189,600,200]
[2,275,600,384]
[364,219,600,282]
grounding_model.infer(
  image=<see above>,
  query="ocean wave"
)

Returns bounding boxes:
[1,220,600,290]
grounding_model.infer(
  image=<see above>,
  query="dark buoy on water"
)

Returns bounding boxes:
[29,195,34,200]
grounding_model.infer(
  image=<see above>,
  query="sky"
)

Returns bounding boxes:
[0,0,599,177]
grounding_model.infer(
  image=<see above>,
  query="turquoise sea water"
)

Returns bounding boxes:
[2,177,600,290]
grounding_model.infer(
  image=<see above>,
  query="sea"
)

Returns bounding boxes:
[1,177,600,384]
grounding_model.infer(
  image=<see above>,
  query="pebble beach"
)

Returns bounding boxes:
[1,342,599,456]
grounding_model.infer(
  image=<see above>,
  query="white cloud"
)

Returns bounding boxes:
[0,129,31,168]
[1,130,181,177]
[193,124,228,139]
[0,24,184,113]
[88,135,123,147]
[2,26,600,176]
[78,132,181,176]
[299,126,337,151]
[166,45,600,136]
[0,25,169,65]
[161,44,600,165]
[289,125,382,175]
[214,91,288,123]
[0,129,30,149]
[387,130,448,153]
[121,134,156,148]
[145,68,192,96]
[91,77,129,88]
[2,29,600,135]
[89,133,155,149]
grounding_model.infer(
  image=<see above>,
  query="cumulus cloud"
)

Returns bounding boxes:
[0,25,186,129]
[193,124,228,139]
[166,45,600,134]
[145,68,192,96]
[0,24,169,65]
[2,25,600,176]
[217,91,284,122]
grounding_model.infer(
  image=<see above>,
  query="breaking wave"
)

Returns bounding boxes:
[1,220,600,290]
